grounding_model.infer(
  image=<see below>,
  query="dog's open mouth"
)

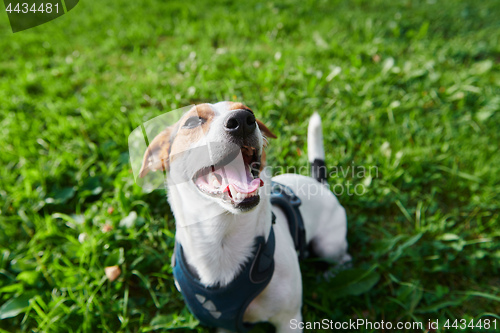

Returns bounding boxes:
[193,146,263,210]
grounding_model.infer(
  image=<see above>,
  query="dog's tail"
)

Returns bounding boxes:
[308,112,328,184]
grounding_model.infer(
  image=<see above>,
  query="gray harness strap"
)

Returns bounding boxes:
[270,181,308,260]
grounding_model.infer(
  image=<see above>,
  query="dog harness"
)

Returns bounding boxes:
[172,181,306,332]
[269,181,308,260]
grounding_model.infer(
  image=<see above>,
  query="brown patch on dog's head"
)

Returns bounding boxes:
[139,104,215,178]
[169,104,215,157]
[139,125,175,178]
[226,102,253,112]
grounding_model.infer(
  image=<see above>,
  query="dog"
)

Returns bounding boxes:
[137,102,350,332]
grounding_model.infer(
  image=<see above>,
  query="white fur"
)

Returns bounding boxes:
[163,104,350,332]
[307,112,325,162]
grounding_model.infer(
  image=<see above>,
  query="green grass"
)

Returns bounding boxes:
[1,0,499,331]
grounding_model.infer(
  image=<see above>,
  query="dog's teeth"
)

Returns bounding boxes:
[208,173,221,188]
[213,178,221,188]
[236,192,242,200]
[228,185,237,200]
[208,172,215,182]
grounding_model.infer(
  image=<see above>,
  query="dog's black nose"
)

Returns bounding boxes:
[224,110,256,138]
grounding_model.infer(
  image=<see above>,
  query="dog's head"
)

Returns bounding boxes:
[139,102,276,214]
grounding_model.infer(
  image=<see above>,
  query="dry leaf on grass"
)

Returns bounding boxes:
[105,266,121,281]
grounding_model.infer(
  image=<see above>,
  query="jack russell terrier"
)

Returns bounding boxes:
[137,102,350,333]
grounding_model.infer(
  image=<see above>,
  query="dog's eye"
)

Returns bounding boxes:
[182,116,206,129]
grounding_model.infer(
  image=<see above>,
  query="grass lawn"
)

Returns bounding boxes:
[1,0,499,331]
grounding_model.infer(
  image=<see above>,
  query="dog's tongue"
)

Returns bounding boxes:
[220,164,261,194]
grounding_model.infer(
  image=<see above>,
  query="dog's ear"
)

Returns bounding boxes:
[139,126,175,178]
[256,119,277,139]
